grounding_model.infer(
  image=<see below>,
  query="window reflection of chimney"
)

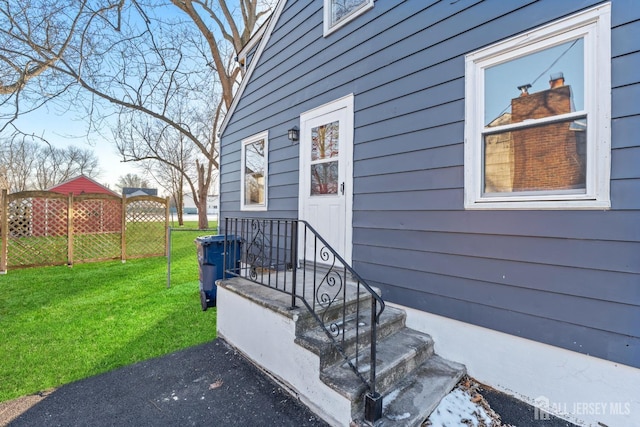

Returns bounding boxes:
[517,84,532,96]
[549,72,565,88]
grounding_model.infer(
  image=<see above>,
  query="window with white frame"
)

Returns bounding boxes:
[240,131,268,211]
[323,0,373,36]
[464,3,611,210]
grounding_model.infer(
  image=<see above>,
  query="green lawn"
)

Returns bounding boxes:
[0,222,219,403]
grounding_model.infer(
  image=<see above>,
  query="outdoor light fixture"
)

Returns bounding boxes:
[288,126,299,142]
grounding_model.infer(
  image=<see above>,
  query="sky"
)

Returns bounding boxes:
[14,107,139,189]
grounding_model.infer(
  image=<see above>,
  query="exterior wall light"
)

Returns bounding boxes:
[288,126,299,142]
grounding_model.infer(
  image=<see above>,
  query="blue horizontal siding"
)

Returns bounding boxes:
[376,282,639,369]
[612,0,640,25]
[612,147,640,179]
[612,51,640,88]
[612,83,640,117]
[611,179,640,210]
[357,101,465,144]
[354,122,464,161]
[354,228,640,276]
[354,144,463,177]
[220,0,640,368]
[612,115,640,149]
[355,167,463,194]
[355,251,638,336]
[353,210,640,242]
[611,18,640,57]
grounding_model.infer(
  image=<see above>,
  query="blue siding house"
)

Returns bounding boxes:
[218,1,639,425]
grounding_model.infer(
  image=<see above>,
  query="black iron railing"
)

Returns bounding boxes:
[223,217,385,422]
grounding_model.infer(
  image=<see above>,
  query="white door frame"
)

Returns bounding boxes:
[298,94,354,265]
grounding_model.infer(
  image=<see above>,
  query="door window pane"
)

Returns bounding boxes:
[311,121,339,161]
[311,162,338,195]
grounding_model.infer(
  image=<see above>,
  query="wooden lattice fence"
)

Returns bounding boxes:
[0,190,169,272]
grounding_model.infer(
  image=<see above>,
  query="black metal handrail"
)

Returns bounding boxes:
[223,217,385,422]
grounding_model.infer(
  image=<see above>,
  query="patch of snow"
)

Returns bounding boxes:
[427,388,493,427]
[381,387,411,421]
[382,388,401,412]
[357,364,371,373]
[387,412,411,421]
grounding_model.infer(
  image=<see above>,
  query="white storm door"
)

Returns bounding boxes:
[299,95,354,264]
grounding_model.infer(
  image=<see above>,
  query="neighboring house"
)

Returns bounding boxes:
[218,1,639,426]
[207,194,219,216]
[38,175,122,235]
[124,189,151,197]
[50,175,120,197]
[174,193,219,217]
[122,187,158,197]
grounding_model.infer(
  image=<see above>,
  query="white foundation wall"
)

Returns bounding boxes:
[217,286,352,427]
[400,304,640,427]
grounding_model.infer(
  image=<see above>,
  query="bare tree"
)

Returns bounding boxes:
[0,137,99,191]
[0,137,37,192]
[115,173,150,193]
[141,130,198,226]
[170,0,268,109]
[152,161,188,226]
[0,167,9,191]
[0,0,272,228]
[34,145,100,190]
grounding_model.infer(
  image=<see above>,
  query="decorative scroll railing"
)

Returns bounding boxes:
[223,217,385,422]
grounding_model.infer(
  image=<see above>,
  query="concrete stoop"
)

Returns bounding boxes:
[295,297,466,426]
[217,276,465,426]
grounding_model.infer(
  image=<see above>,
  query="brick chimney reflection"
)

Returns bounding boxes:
[510,72,586,192]
[549,72,565,88]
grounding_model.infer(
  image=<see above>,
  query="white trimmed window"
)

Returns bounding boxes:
[464,3,611,210]
[240,131,268,211]
[323,0,373,37]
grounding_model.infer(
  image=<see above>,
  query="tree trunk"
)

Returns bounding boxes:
[197,164,209,230]
[176,192,184,226]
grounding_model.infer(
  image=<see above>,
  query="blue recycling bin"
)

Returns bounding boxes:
[195,235,242,311]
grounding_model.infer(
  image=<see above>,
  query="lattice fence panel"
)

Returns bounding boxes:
[73,196,122,262]
[125,197,166,258]
[7,194,68,268]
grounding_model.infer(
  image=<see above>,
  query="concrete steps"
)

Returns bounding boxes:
[294,288,466,425]
[295,306,407,369]
[217,275,465,426]
[375,355,466,426]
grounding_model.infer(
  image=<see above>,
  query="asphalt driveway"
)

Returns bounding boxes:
[8,339,327,427]
[7,337,577,427]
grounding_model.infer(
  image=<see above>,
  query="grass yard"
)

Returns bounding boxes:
[0,221,218,403]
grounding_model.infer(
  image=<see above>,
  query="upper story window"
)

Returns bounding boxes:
[241,131,268,211]
[464,3,611,210]
[324,0,373,37]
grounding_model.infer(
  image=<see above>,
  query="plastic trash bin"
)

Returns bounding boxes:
[195,235,242,311]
